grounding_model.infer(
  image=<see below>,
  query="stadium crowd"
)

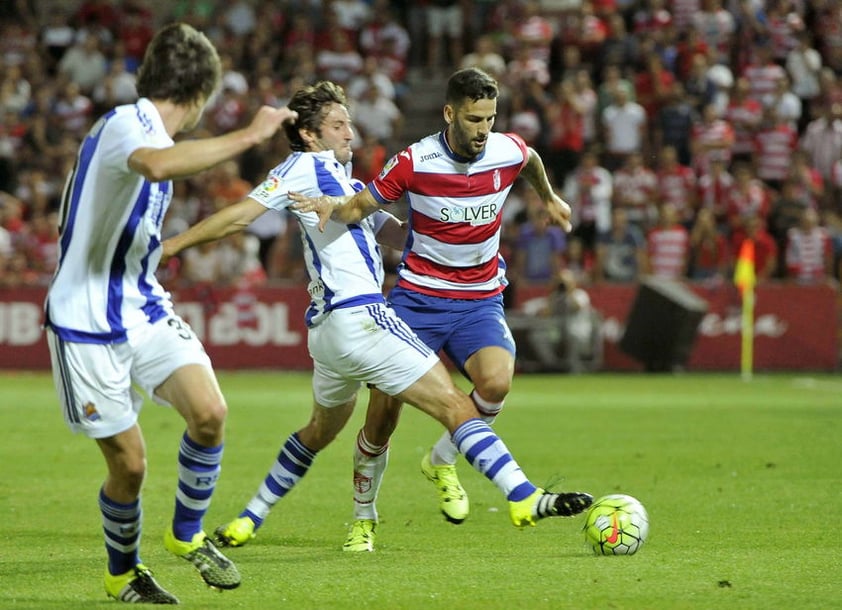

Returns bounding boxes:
[0,0,841,297]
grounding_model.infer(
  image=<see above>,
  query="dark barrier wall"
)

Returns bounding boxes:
[0,283,837,371]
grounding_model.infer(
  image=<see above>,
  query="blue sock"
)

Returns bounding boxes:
[172,432,222,541]
[100,488,141,575]
[452,418,537,502]
[242,432,317,527]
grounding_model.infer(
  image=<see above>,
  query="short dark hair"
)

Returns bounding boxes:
[446,68,498,107]
[284,81,348,152]
[136,23,221,106]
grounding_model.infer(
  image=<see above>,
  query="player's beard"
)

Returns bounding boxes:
[449,123,486,160]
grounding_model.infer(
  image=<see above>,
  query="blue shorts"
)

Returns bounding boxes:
[387,286,516,375]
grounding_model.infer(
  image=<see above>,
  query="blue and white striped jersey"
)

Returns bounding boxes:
[46,98,175,344]
[248,150,392,327]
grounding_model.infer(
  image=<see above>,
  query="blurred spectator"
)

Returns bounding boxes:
[688,207,729,280]
[800,102,842,186]
[762,75,802,130]
[0,64,32,115]
[598,13,639,76]
[634,53,675,122]
[512,201,567,286]
[753,106,799,191]
[52,80,93,138]
[594,206,646,282]
[654,81,697,167]
[561,235,596,284]
[548,268,603,373]
[769,178,812,276]
[207,160,250,209]
[573,69,598,148]
[765,0,803,64]
[563,149,612,253]
[692,0,735,65]
[612,152,658,230]
[349,83,402,146]
[316,29,363,87]
[724,76,763,166]
[596,64,635,118]
[222,0,257,37]
[359,2,409,63]
[696,157,734,230]
[742,43,787,103]
[690,102,735,176]
[351,131,388,185]
[91,57,138,110]
[730,212,778,282]
[40,10,76,72]
[726,162,772,235]
[426,0,464,74]
[330,0,371,31]
[347,56,396,103]
[784,207,833,284]
[655,145,697,226]
[117,3,154,71]
[683,51,717,112]
[786,31,822,131]
[57,32,107,95]
[786,149,825,210]
[460,33,507,81]
[645,202,690,280]
[512,0,553,66]
[542,78,586,185]
[600,86,647,171]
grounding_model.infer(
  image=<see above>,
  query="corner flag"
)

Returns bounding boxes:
[733,239,756,380]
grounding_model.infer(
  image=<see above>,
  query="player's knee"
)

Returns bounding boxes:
[190,400,228,442]
[116,456,147,494]
[473,376,511,404]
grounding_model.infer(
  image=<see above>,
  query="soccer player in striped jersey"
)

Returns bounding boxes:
[165,79,591,554]
[44,23,296,603]
[290,68,586,534]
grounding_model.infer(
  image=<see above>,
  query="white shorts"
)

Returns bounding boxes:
[427,4,463,37]
[308,302,439,407]
[46,314,212,439]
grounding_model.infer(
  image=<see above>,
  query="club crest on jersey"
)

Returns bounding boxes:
[493,169,501,191]
[378,154,400,179]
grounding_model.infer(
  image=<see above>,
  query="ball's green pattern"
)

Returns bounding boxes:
[583,494,649,555]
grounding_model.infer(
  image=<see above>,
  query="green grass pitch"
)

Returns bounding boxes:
[1,371,840,609]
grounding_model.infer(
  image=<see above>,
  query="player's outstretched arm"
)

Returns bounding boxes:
[289,187,381,232]
[521,147,573,232]
[161,198,266,264]
[130,106,297,181]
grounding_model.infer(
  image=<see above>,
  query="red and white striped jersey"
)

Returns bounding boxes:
[785,226,831,283]
[647,225,689,280]
[368,131,529,299]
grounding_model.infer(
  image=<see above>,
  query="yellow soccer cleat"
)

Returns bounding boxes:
[164,528,241,590]
[104,564,179,604]
[214,516,256,548]
[421,450,469,524]
[342,519,377,552]
[509,488,594,527]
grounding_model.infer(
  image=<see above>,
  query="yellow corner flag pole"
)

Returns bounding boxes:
[733,239,756,381]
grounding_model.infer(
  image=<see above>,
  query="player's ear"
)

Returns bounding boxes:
[443,105,453,125]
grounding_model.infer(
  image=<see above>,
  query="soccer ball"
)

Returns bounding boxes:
[583,494,649,555]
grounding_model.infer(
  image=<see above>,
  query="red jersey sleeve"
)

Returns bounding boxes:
[369,148,415,203]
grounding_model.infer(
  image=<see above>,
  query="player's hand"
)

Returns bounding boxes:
[289,191,334,232]
[547,193,573,232]
[247,105,298,144]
